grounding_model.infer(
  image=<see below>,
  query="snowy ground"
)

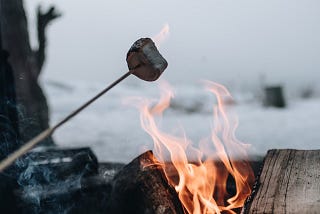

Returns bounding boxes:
[44,78,320,163]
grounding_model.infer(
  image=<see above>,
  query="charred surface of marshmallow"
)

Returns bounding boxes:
[126,38,168,81]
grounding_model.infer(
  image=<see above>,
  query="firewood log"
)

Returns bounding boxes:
[106,151,184,214]
[242,149,320,214]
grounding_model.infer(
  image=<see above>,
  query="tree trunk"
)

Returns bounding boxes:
[0,0,60,145]
[0,53,20,214]
[0,50,20,160]
[242,149,320,214]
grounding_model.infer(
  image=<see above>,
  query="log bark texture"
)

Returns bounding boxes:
[243,149,320,214]
[0,0,60,145]
[107,151,184,214]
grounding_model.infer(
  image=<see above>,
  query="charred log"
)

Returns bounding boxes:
[107,151,184,214]
[17,147,99,186]
[15,176,113,214]
[14,147,104,214]
[14,149,183,214]
[8,147,263,214]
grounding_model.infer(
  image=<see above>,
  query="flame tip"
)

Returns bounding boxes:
[152,24,170,48]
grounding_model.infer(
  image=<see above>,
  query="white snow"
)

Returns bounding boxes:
[44,78,320,163]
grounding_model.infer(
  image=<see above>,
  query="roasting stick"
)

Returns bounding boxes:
[0,71,133,172]
[0,38,168,173]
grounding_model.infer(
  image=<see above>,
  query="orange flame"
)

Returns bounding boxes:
[129,80,254,214]
[152,23,170,48]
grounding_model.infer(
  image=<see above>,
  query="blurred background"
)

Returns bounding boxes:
[18,0,320,162]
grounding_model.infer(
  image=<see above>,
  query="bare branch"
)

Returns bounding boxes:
[35,5,61,76]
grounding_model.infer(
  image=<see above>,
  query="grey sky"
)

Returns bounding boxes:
[25,0,320,91]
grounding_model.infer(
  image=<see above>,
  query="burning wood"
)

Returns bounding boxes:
[128,81,255,213]
[107,151,184,214]
[8,147,260,214]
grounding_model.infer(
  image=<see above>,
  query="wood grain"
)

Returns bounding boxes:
[243,149,320,214]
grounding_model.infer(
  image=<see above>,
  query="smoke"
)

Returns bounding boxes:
[9,147,98,213]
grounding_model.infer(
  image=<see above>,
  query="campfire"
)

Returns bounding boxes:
[1,4,319,213]
[0,23,257,213]
[124,80,255,214]
[122,26,255,213]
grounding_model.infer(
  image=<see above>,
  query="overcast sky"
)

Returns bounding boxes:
[25,0,320,91]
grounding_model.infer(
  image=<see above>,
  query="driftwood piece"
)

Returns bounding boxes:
[243,149,320,214]
[107,151,184,214]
